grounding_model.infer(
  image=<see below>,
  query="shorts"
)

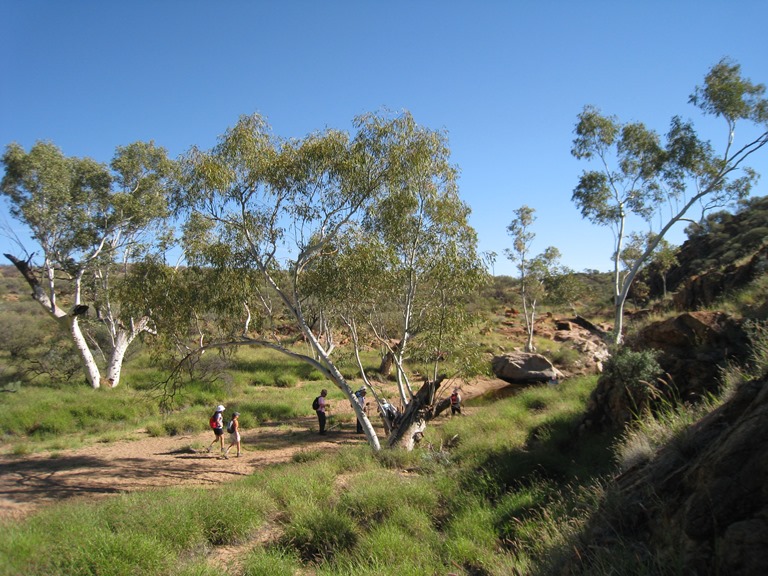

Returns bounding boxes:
[214,428,224,437]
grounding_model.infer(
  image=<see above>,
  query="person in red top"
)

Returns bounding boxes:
[206,405,226,454]
[450,388,462,415]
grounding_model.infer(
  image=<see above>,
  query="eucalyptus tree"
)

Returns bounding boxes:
[314,117,486,448]
[172,111,483,450]
[173,112,412,449]
[505,205,564,352]
[1,140,175,388]
[361,115,484,408]
[572,58,767,343]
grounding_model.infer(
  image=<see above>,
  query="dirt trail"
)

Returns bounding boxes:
[0,378,510,521]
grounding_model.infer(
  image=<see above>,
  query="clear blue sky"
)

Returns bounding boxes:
[2,1,766,276]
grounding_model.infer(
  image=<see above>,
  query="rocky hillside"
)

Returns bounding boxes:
[564,373,768,575]
[564,196,768,575]
[643,194,768,312]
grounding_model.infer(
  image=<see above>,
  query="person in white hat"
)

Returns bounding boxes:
[353,387,368,434]
[206,404,226,454]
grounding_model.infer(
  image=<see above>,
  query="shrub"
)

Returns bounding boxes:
[602,346,663,407]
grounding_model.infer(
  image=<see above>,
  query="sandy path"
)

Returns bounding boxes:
[0,378,510,521]
[0,418,362,521]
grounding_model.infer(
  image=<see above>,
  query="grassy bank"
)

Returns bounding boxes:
[0,375,620,576]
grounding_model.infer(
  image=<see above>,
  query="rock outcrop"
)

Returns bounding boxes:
[580,311,751,432]
[565,375,768,576]
[631,311,751,399]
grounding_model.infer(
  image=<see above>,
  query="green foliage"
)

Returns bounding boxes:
[602,346,663,408]
[0,385,157,444]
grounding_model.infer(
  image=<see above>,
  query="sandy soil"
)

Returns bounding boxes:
[0,378,510,521]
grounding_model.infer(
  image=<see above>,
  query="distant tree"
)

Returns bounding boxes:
[650,237,678,298]
[1,141,175,388]
[505,205,563,352]
[483,250,497,276]
[572,58,767,343]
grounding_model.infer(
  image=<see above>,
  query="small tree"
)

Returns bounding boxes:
[505,205,563,352]
[651,237,678,298]
[572,58,767,343]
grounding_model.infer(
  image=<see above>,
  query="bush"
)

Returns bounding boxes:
[602,347,662,398]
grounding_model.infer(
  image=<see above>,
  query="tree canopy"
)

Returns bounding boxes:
[571,58,767,343]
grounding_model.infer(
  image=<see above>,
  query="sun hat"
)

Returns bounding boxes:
[216,405,225,412]
[233,412,240,417]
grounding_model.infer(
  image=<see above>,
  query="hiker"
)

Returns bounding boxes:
[315,389,329,435]
[378,398,400,434]
[224,412,241,458]
[450,388,462,415]
[354,387,368,434]
[206,404,226,454]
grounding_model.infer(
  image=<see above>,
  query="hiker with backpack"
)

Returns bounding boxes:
[314,389,329,435]
[206,404,226,454]
[450,388,462,415]
[224,411,241,458]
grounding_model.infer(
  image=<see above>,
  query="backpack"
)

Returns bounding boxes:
[209,414,218,429]
[312,396,320,410]
[227,419,235,434]
[450,393,459,406]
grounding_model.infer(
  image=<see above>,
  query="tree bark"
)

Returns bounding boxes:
[388,375,445,450]
[5,253,102,388]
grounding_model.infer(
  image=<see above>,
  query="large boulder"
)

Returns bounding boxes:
[491,352,563,384]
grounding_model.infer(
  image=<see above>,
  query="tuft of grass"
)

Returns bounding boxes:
[279,508,358,562]
[241,547,304,576]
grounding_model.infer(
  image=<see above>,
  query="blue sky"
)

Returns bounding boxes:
[1,1,766,276]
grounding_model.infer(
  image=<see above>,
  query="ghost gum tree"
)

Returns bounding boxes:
[505,205,565,353]
[1,140,175,388]
[173,111,478,451]
[304,116,486,449]
[571,58,768,344]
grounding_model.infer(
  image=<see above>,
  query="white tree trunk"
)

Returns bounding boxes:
[5,254,103,388]
[69,316,102,389]
[104,316,153,388]
[105,331,129,388]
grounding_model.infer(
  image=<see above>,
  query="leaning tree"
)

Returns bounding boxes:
[571,58,767,344]
[170,110,482,450]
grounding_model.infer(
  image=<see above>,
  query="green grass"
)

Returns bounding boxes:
[0,370,625,576]
[1,282,763,574]
[0,344,363,454]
